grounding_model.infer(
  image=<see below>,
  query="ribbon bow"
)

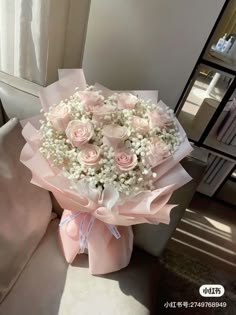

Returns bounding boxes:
[59,211,121,254]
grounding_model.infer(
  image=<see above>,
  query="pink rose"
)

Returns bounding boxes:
[103,124,129,149]
[48,104,70,132]
[149,109,172,129]
[146,138,170,167]
[116,93,138,109]
[92,105,115,126]
[66,120,93,148]
[132,116,149,134]
[79,91,103,112]
[78,144,101,166]
[115,151,138,171]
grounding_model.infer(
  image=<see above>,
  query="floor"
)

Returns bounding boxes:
[168,193,236,273]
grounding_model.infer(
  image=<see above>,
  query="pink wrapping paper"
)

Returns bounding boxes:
[59,210,133,274]
[20,69,193,274]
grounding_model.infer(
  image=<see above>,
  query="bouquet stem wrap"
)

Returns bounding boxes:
[20,69,193,274]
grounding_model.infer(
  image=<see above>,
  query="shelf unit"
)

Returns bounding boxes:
[174,0,236,203]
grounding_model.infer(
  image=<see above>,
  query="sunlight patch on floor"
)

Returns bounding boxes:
[204,217,232,234]
[171,237,236,268]
[169,194,236,272]
[176,228,235,255]
[181,218,232,241]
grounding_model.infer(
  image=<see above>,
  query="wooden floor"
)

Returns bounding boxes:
[168,193,236,273]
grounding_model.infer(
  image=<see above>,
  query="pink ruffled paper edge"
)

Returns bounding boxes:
[39,69,86,112]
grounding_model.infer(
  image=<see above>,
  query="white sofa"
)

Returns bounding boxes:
[0,80,207,315]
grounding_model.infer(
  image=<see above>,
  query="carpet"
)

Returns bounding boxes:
[156,249,236,314]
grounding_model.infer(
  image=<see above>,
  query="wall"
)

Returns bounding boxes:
[82,0,225,108]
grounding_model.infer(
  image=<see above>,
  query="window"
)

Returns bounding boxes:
[0,0,90,86]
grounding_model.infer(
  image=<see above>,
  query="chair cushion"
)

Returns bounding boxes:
[0,220,159,315]
[0,119,52,302]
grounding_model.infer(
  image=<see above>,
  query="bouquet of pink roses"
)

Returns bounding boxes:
[21,69,192,274]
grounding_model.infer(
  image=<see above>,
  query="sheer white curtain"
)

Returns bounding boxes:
[0,0,50,85]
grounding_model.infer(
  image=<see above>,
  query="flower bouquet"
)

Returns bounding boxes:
[21,69,192,274]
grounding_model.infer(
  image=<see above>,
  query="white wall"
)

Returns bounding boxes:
[83,0,225,108]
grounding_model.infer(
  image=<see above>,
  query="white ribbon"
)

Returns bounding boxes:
[59,212,121,253]
[79,215,95,253]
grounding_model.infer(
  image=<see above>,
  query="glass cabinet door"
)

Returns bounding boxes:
[204,89,236,158]
[176,64,234,141]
